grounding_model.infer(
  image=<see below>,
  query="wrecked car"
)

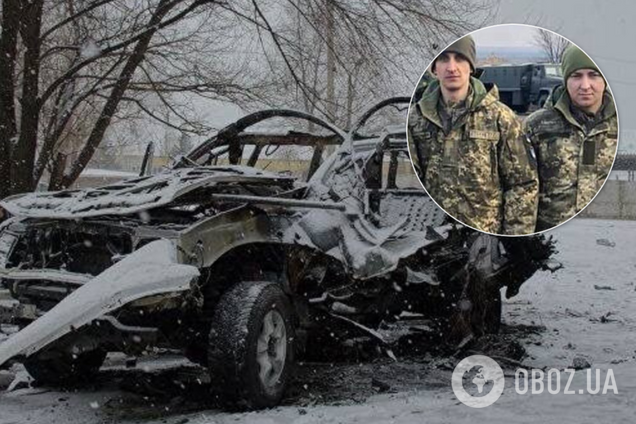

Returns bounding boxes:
[0,98,554,409]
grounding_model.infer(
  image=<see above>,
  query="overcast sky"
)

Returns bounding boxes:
[471,24,540,48]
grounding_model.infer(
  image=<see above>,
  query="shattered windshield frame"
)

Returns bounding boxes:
[178,110,346,182]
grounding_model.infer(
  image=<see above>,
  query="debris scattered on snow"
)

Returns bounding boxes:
[594,285,616,291]
[597,312,619,323]
[596,238,616,247]
[571,355,592,370]
[544,259,564,271]
[371,377,391,393]
[564,308,586,318]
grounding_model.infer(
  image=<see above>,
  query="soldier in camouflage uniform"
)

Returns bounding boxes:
[524,45,618,231]
[408,35,539,235]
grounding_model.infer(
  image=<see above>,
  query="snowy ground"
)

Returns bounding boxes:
[1,218,635,424]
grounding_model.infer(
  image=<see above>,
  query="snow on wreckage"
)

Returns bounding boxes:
[0,98,555,409]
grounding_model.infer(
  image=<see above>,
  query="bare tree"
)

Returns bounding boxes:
[0,0,497,198]
[228,0,497,130]
[534,28,570,64]
[0,0,262,196]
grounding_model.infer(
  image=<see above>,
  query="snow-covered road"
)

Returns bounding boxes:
[1,218,635,424]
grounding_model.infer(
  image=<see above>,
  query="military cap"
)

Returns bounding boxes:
[561,44,600,81]
[433,35,476,73]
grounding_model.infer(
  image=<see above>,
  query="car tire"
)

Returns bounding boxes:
[24,349,107,386]
[207,281,294,410]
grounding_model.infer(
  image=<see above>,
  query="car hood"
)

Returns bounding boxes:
[0,239,199,367]
[0,166,296,219]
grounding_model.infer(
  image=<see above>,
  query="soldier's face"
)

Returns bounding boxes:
[434,52,471,92]
[566,69,605,114]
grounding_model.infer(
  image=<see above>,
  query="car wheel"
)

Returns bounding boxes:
[24,349,107,386]
[207,281,294,410]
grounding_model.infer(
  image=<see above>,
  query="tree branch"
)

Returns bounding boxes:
[40,0,216,108]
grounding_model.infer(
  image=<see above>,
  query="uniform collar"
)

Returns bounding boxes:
[554,88,616,132]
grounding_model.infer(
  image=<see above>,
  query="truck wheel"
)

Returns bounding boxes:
[208,281,294,410]
[24,349,107,386]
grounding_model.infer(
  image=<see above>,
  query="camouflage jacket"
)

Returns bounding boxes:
[524,86,618,231]
[408,77,539,235]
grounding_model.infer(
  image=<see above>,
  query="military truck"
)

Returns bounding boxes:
[479,63,562,113]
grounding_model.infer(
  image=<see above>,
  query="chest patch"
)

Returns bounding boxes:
[469,130,499,140]
[536,120,566,134]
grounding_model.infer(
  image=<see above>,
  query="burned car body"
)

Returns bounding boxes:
[0,99,554,409]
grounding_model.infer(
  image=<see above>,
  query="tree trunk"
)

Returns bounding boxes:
[0,0,22,199]
[325,0,335,123]
[48,153,67,191]
[324,0,337,155]
[61,0,179,187]
[13,0,45,195]
[345,72,354,130]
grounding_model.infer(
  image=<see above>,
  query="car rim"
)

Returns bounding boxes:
[256,309,287,389]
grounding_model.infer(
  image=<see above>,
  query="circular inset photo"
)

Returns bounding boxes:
[407,24,619,236]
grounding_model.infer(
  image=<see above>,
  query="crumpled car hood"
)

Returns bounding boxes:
[0,166,295,219]
[0,239,199,367]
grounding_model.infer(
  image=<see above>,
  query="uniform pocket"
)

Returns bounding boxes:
[582,139,596,165]
[489,143,498,181]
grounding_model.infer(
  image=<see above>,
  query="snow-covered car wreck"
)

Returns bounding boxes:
[0,98,554,409]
